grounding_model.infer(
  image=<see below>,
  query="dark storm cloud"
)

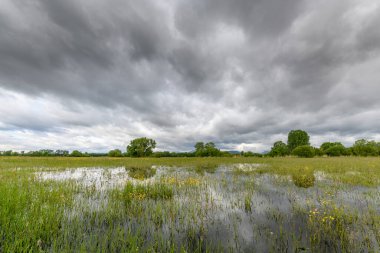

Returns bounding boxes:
[0,0,380,151]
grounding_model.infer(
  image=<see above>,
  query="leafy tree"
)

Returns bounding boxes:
[70,150,83,157]
[39,149,55,156]
[204,142,221,156]
[287,130,310,151]
[55,150,69,156]
[313,147,324,156]
[194,142,221,157]
[325,145,346,157]
[3,150,13,156]
[194,142,205,156]
[127,137,156,157]
[108,149,123,157]
[241,151,263,157]
[320,142,340,151]
[292,145,315,158]
[269,141,289,157]
[352,139,378,156]
[320,142,347,156]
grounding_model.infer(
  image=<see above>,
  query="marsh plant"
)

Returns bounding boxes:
[121,182,173,203]
[0,157,379,252]
[292,167,316,188]
[194,164,218,175]
[126,166,156,180]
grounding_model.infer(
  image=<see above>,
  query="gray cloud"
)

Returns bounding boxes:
[0,0,380,152]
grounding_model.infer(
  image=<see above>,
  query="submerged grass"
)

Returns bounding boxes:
[126,166,156,180]
[292,167,316,188]
[122,182,173,202]
[1,156,379,186]
[0,157,379,252]
[0,175,75,252]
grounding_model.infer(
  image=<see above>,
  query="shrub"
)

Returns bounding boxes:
[70,150,83,157]
[269,141,289,157]
[292,168,315,188]
[123,182,173,204]
[325,145,346,157]
[108,149,123,157]
[292,145,315,158]
[352,139,379,156]
[126,166,156,180]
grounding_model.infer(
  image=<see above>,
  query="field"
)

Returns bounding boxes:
[0,157,379,252]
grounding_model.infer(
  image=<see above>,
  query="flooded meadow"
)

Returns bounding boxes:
[1,158,380,252]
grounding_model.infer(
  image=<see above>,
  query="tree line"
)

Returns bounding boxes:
[268,130,380,157]
[1,131,380,158]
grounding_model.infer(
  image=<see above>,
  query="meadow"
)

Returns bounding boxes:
[0,157,379,252]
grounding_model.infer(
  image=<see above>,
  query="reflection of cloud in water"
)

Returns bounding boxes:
[36,167,167,190]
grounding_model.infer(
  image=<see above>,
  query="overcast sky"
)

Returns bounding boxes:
[1,0,380,153]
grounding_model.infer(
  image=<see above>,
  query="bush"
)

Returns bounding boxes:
[352,139,379,156]
[269,141,289,157]
[70,150,83,157]
[123,182,173,204]
[292,168,315,188]
[313,147,324,156]
[292,145,315,158]
[126,166,156,180]
[325,145,346,157]
[108,149,123,157]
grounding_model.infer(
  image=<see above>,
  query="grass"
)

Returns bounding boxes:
[121,182,173,203]
[0,156,379,252]
[1,156,379,186]
[126,166,156,180]
[292,167,316,188]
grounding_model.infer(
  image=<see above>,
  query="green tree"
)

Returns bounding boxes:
[321,142,346,156]
[204,142,221,156]
[287,130,310,151]
[194,142,221,157]
[108,149,123,157]
[320,142,340,151]
[70,150,83,157]
[325,145,346,156]
[292,145,315,158]
[194,142,205,156]
[127,137,156,157]
[352,139,378,156]
[269,141,289,157]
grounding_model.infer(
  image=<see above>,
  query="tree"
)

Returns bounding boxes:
[269,141,289,157]
[194,142,221,157]
[320,142,340,151]
[55,150,69,156]
[352,139,378,156]
[292,145,315,158]
[313,147,324,156]
[287,130,310,151]
[127,137,156,157]
[70,150,83,157]
[325,146,344,156]
[108,149,123,157]
[194,142,205,156]
[321,142,346,156]
[204,142,221,156]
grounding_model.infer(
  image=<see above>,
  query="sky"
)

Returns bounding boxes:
[1,0,380,153]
